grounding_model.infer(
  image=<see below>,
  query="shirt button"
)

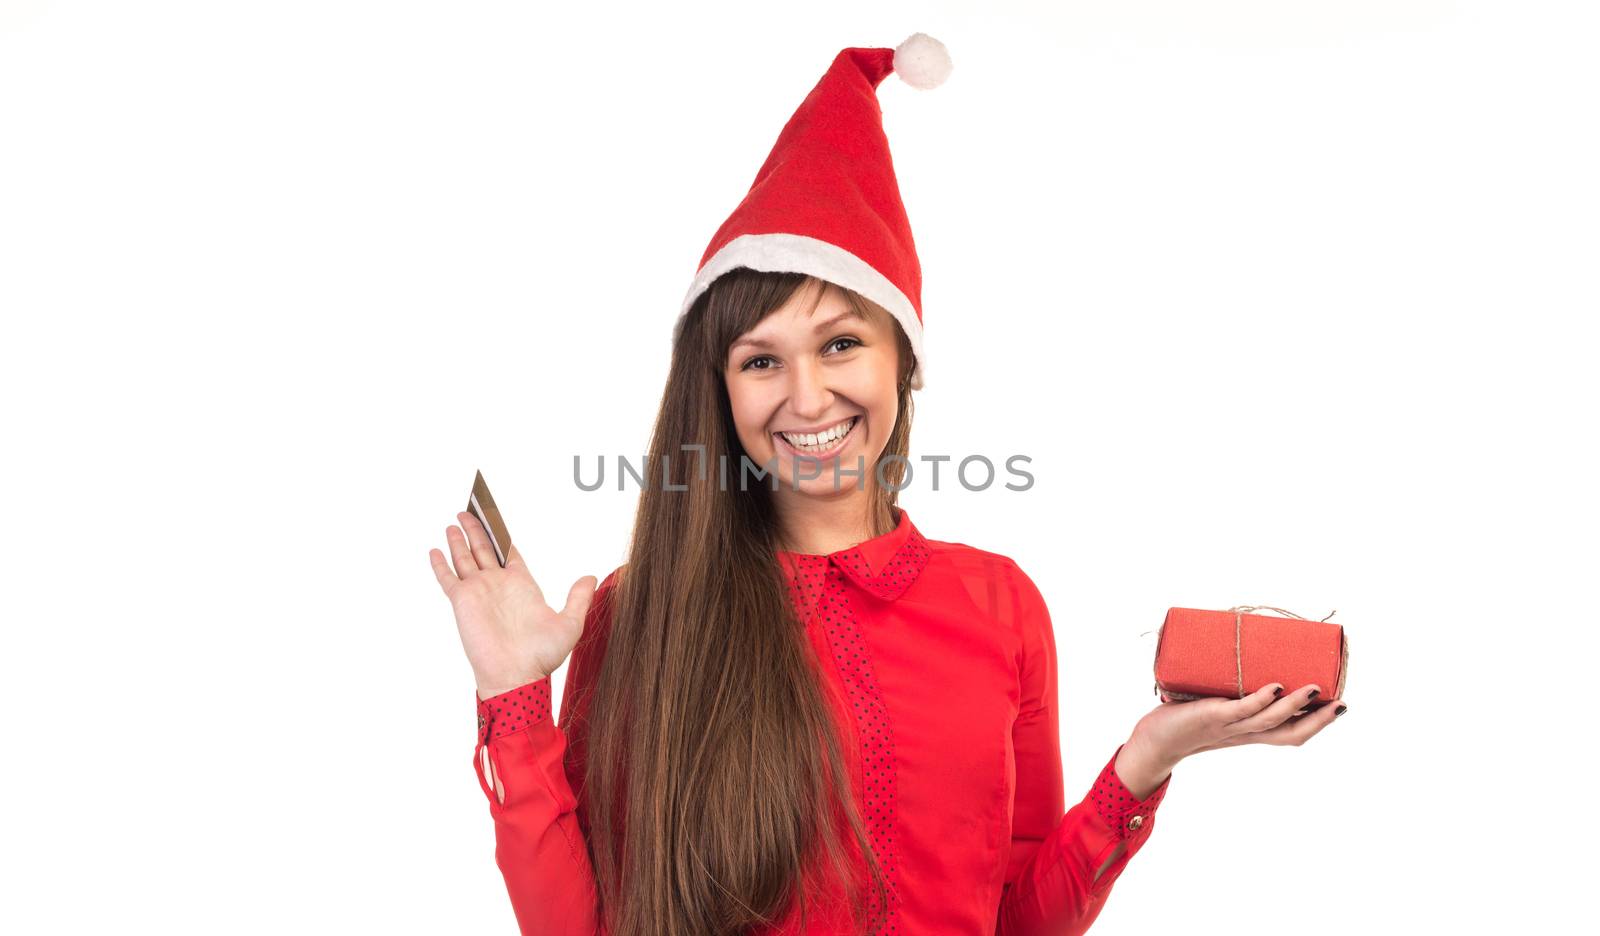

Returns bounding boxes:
[1126,814,1145,832]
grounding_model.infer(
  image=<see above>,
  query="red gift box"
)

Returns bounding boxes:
[1153,605,1349,709]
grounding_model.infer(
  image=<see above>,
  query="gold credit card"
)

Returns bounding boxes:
[466,469,513,567]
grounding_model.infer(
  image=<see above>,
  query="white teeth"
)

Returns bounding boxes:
[780,416,856,452]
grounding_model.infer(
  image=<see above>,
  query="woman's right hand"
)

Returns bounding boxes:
[429,510,598,699]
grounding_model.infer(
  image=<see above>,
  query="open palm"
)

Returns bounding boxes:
[1127,681,1346,773]
[429,510,597,699]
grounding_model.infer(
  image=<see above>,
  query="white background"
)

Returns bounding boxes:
[3,1,1594,932]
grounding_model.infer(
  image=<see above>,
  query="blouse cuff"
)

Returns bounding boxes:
[1089,742,1172,842]
[475,676,554,745]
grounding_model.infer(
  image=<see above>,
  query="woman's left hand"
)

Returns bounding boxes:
[1118,682,1346,789]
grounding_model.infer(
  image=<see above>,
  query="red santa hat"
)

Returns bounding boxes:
[675,32,953,390]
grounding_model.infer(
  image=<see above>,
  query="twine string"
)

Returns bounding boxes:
[1224,605,1338,699]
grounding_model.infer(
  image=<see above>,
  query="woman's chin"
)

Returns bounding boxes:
[783,478,865,499]
[774,450,874,495]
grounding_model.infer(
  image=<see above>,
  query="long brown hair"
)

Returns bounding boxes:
[579,269,917,935]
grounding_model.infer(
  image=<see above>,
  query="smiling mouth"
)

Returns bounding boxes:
[774,415,860,458]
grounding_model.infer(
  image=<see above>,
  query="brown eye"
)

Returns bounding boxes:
[827,337,861,354]
[741,355,776,372]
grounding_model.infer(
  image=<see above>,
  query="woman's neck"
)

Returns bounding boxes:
[775,491,895,556]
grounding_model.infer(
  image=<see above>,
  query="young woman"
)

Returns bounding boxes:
[429,35,1344,936]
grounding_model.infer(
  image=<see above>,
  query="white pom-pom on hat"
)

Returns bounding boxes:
[893,32,952,90]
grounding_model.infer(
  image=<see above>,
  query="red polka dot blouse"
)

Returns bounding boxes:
[472,508,1172,935]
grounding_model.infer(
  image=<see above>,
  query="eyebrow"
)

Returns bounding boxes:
[729,307,867,354]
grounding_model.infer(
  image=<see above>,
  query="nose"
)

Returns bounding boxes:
[787,357,833,422]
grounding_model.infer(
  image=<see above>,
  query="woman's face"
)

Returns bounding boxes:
[723,281,902,498]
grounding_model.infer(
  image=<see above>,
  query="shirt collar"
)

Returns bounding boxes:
[776,507,931,608]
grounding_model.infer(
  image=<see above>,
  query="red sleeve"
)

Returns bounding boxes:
[995,561,1173,936]
[472,568,621,936]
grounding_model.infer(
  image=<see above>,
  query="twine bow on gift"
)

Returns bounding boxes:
[1152,604,1343,702]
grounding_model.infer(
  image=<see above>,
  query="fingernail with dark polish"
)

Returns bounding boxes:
[1335,704,1348,718]
[1307,689,1320,702]
[1273,686,1284,697]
